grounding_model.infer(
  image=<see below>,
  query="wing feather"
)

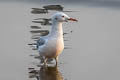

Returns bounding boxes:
[36,37,45,49]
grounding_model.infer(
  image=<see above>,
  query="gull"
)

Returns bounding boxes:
[37,12,77,66]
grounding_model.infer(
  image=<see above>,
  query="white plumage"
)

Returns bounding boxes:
[37,12,77,66]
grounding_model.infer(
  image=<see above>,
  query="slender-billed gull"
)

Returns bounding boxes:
[37,12,77,66]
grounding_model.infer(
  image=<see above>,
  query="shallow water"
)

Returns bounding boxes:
[0,2,120,80]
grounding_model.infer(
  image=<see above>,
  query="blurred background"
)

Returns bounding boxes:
[0,0,120,80]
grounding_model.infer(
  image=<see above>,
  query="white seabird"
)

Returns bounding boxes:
[37,12,77,66]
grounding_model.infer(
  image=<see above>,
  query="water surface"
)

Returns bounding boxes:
[0,2,120,80]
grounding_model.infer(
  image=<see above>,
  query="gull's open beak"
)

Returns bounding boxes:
[68,18,78,22]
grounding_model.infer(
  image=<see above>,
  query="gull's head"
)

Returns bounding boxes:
[52,12,78,23]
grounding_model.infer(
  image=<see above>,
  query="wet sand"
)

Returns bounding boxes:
[0,2,120,80]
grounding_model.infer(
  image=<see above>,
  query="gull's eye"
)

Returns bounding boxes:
[62,16,64,17]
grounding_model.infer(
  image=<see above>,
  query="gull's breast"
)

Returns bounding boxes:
[44,37,64,58]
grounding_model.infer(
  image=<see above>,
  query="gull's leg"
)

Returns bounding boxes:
[55,56,58,66]
[43,57,47,67]
[40,55,44,64]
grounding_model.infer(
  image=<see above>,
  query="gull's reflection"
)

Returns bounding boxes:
[29,66,63,80]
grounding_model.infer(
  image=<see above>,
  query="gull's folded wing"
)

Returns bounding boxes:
[36,37,45,49]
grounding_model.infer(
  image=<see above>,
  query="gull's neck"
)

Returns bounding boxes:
[49,21,63,37]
